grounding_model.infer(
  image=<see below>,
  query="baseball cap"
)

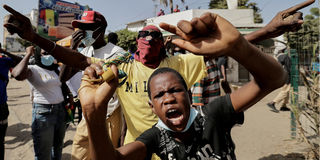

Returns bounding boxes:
[72,11,107,28]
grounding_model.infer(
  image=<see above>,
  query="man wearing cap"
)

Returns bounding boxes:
[59,10,125,160]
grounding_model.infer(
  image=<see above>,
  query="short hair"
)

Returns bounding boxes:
[108,32,118,44]
[147,67,188,99]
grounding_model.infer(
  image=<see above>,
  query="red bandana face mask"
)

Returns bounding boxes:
[135,37,163,69]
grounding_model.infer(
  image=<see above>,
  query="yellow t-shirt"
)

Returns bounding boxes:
[91,54,207,144]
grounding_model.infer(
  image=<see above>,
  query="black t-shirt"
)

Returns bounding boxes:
[136,95,244,160]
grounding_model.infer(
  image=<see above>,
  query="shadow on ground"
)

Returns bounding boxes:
[5,123,32,149]
[259,153,305,160]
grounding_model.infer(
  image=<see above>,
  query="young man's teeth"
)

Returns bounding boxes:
[168,109,177,114]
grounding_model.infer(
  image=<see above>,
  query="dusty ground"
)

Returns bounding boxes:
[4,79,310,160]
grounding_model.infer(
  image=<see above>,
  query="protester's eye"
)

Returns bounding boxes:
[154,91,164,99]
[169,88,182,93]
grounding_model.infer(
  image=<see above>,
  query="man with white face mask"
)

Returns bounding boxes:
[59,10,125,160]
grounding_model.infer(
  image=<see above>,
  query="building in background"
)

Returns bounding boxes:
[3,0,88,52]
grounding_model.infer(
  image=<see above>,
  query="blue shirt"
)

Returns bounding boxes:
[0,57,13,104]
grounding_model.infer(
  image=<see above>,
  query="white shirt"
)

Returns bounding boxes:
[66,72,82,97]
[27,65,64,104]
[70,42,125,115]
[81,42,125,59]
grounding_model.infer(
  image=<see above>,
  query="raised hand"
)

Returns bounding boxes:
[78,64,118,118]
[71,30,86,50]
[264,0,315,38]
[3,5,35,41]
[26,46,35,56]
[159,12,242,57]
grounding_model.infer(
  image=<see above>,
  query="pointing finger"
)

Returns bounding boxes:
[3,5,28,22]
[284,0,315,14]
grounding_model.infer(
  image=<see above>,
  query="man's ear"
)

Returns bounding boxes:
[148,100,156,113]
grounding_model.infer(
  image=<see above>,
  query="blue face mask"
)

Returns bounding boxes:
[77,47,84,52]
[41,55,55,66]
[156,107,198,132]
[81,30,96,47]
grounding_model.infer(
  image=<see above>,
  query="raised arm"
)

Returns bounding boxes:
[78,64,147,160]
[160,12,287,112]
[3,5,90,70]
[244,0,315,43]
[11,46,33,80]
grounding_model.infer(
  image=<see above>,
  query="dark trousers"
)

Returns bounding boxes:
[0,123,8,160]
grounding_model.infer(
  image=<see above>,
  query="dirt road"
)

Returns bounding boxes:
[4,79,309,160]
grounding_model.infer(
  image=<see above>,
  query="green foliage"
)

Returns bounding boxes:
[209,0,263,23]
[106,29,138,51]
[209,0,227,9]
[285,8,319,54]
[310,7,319,17]
[291,68,320,159]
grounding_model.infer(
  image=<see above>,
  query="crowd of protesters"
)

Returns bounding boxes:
[0,0,315,159]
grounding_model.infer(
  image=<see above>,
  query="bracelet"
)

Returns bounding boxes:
[48,41,57,53]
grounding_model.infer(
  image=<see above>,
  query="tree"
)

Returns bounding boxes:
[209,0,263,23]
[157,0,185,13]
[105,29,138,51]
[285,7,319,55]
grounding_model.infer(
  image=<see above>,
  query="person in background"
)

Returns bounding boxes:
[267,44,291,112]
[173,4,180,13]
[0,46,21,160]
[59,10,125,160]
[108,32,119,45]
[128,44,137,60]
[157,9,165,16]
[191,58,220,112]
[217,56,232,95]
[11,46,67,160]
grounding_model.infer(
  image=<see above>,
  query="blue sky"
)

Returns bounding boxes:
[0,0,318,42]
